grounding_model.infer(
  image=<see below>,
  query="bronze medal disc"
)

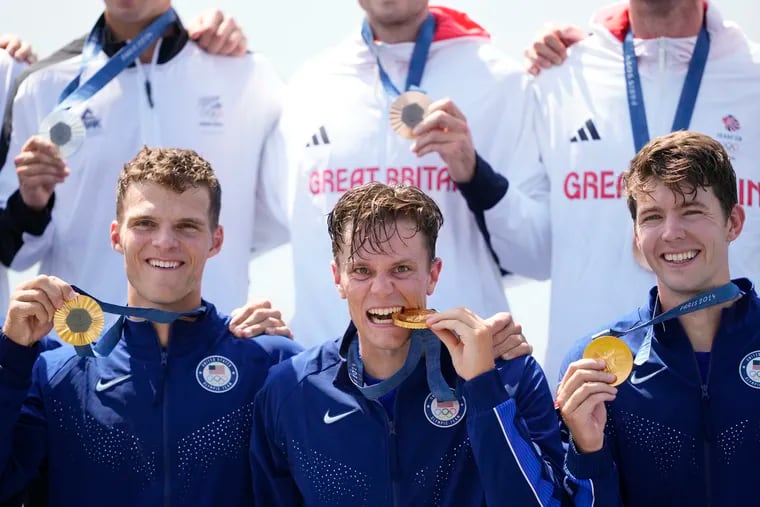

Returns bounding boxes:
[582,335,633,386]
[389,91,433,139]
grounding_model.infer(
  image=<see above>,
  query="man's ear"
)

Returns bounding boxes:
[726,203,746,242]
[426,257,442,296]
[208,225,224,258]
[331,260,346,299]
[110,221,124,254]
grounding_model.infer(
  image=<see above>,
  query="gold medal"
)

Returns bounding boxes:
[53,295,105,346]
[39,109,86,158]
[582,335,633,386]
[392,308,437,329]
[389,91,432,139]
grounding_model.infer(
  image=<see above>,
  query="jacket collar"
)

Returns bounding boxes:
[118,300,226,360]
[332,321,458,394]
[95,12,189,64]
[643,277,756,346]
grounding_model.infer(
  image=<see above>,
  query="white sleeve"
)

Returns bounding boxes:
[482,80,551,280]
[0,66,56,271]
[251,56,290,256]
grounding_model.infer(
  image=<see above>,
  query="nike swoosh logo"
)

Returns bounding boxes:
[95,374,132,392]
[323,408,359,425]
[629,367,667,385]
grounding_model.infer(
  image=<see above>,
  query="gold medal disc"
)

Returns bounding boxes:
[53,295,105,346]
[389,91,433,139]
[582,335,633,386]
[392,308,437,329]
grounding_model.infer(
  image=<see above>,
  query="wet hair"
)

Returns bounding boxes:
[625,131,737,220]
[116,146,222,227]
[327,182,443,264]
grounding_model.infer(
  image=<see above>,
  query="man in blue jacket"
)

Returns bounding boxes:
[556,131,760,506]
[251,181,567,506]
[0,147,302,506]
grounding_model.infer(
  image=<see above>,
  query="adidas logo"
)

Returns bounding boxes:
[306,126,330,147]
[570,119,601,142]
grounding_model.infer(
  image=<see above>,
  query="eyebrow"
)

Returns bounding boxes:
[127,215,206,225]
[639,199,708,214]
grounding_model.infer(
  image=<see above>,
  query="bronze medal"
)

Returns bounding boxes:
[389,91,432,139]
[582,335,633,386]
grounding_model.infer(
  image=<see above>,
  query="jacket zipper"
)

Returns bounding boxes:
[161,349,170,507]
[389,419,400,506]
[693,348,713,507]
[375,393,401,507]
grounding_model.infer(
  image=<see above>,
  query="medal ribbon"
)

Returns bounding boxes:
[70,285,206,357]
[624,22,710,152]
[347,328,457,402]
[594,282,742,343]
[55,8,177,111]
[360,13,436,97]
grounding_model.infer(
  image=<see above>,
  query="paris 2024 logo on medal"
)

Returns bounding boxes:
[196,355,238,393]
[739,351,760,389]
[424,392,466,428]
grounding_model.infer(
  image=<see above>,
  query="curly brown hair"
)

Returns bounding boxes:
[327,182,444,264]
[116,146,222,228]
[624,131,737,220]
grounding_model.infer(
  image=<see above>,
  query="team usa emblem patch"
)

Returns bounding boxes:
[424,392,466,428]
[738,351,760,389]
[196,355,238,393]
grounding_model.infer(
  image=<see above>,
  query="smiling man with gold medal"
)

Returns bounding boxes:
[0,147,301,506]
[556,131,760,506]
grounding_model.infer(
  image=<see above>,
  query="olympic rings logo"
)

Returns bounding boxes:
[747,369,760,381]
[433,407,457,418]
[205,373,229,384]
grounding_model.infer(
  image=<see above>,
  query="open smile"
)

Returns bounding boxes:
[147,258,185,270]
[661,249,700,265]
[366,306,403,325]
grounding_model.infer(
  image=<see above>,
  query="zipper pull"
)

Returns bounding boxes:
[144,80,154,108]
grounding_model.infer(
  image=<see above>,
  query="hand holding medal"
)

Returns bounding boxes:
[409,97,477,183]
[582,335,633,386]
[2,275,77,347]
[14,136,70,211]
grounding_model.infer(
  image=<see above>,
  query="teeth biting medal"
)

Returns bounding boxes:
[392,308,437,329]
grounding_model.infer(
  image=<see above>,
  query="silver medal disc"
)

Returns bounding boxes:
[39,109,85,158]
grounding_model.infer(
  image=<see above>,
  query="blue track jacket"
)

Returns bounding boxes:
[563,279,760,506]
[251,323,568,506]
[0,303,302,506]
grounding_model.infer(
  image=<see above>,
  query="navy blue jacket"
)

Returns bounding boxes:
[251,323,568,506]
[0,303,302,506]
[563,279,760,506]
